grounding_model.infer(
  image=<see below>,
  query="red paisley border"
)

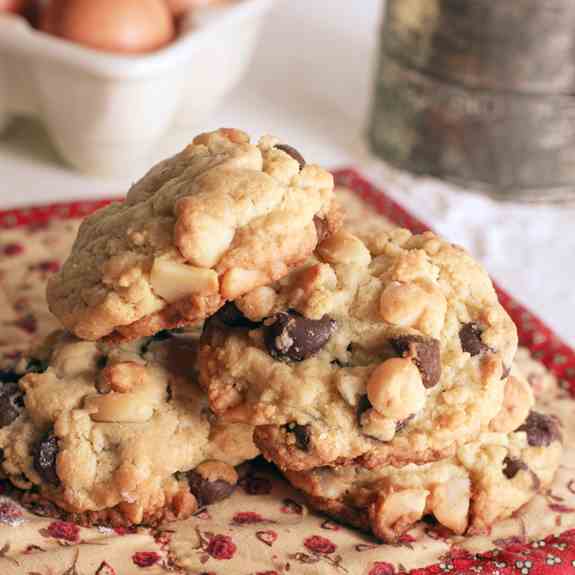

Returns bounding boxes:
[1,168,575,575]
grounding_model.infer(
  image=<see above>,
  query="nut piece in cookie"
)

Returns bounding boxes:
[47,129,339,341]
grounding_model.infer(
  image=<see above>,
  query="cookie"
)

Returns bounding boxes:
[199,228,518,470]
[0,330,258,527]
[47,128,339,341]
[284,416,562,541]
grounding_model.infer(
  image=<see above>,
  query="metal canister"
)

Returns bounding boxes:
[369,0,575,201]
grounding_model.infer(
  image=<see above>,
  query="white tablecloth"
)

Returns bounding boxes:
[0,0,573,346]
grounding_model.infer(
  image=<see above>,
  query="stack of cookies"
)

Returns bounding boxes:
[0,128,563,540]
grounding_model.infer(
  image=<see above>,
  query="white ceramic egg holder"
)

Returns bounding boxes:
[0,0,272,175]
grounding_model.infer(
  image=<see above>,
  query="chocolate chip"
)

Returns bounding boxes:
[275,144,305,170]
[459,323,490,356]
[422,514,439,526]
[187,471,235,507]
[313,216,329,243]
[501,364,511,380]
[32,433,60,485]
[356,395,371,425]
[0,370,20,384]
[264,311,336,362]
[141,330,174,355]
[26,358,48,374]
[502,456,528,479]
[96,356,108,370]
[390,335,441,388]
[517,411,561,447]
[285,423,311,451]
[0,381,25,428]
[212,302,261,329]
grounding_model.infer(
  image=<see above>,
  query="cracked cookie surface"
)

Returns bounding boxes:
[199,228,518,470]
[284,415,562,541]
[0,330,258,526]
[47,128,338,341]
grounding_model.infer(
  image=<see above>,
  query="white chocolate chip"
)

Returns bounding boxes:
[237,286,277,321]
[178,213,235,268]
[429,476,470,534]
[220,267,267,299]
[380,282,427,327]
[366,358,426,420]
[360,409,397,442]
[335,370,366,407]
[318,230,371,267]
[489,373,534,433]
[379,280,447,337]
[150,257,219,303]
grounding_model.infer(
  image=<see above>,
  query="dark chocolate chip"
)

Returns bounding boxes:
[356,395,372,425]
[26,358,48,374]
[152,330,174,342]
[275,144,305,170]
[313,216,329,243]
[0,370,20,383]
[212,302,261,329]
[32,433,60,485]
[501,364,511,380]
[141,330,174,355]
[517,411,561,447]
[459,323,489,356]
[187,471,235,507]
[264,310,336,362]
[285,423,312,451]
[502,456,528,479]
[422,514,439,526]
[0,381,25,428]
[390,335,441,388]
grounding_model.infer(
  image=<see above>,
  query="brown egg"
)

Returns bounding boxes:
[41,0,175,53]
[0,0,29,13]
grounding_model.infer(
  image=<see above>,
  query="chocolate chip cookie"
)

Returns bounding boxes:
[284,414,562,541]
[199,228,518,470]
[0,330,258,527]
[47,128,339,341]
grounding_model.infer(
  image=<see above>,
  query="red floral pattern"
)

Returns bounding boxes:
[304,535,337,554]
[44,520,80,542]
[232,511,264,524]
[95,562,117,575]
[256,530,278,547]
[369,562,397,575]
[132,551,161,567]
[206,534,237,560]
